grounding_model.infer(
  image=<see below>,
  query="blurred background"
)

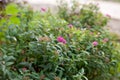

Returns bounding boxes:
[15,0,120,35]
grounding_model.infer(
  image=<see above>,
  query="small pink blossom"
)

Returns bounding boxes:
[22,67,27,71]
[103,38,109,43]
[106,14,111,18]
[68,24,73,28]
[57,36,66,44]
[92,41,98,46]
[96,3,99,6]
[90,32,93,35]
[41,7,46,12]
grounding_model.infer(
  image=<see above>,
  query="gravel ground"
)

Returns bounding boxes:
[107,19,120,35]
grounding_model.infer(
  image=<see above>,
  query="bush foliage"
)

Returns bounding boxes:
[57,0,108,31]
[0,2,119,80]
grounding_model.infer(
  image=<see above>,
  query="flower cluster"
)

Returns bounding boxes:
[92,41,98,46]
[103,38,109,43]
[57,36,66,44]
[106,14,111,18]
[68,24,73,28]
[41,8,46,12]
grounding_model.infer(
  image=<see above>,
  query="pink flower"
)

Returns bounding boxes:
[92,41,98,46]
[22,67,27,71]
[103,38,109,43]
[90,32,93,35]
[106,14,111,18]
[41,8,46,12]
[68,24,73,28]
[57,36,66,44]
[96,3,99,6]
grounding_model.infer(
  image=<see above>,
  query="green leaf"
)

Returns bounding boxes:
[5,56,16,62]
[5,3,19,15]
[6,62,14,66]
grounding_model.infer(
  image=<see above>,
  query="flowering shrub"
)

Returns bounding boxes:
[0,3,119,80]
[57,0,108,31]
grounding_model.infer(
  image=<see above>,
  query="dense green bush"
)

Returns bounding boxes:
[0,3,118,80]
